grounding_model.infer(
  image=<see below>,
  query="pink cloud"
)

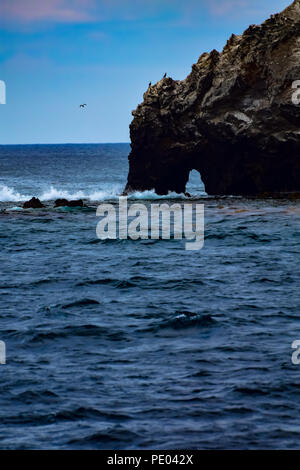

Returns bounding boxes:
[204,0,249,15]
[1,0,95,23]
[202,0,289,17]
[0,0,289,25]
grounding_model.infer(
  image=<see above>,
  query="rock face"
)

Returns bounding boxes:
[23,197,45,209]
[125,1,300,196]
[54,199,84,208]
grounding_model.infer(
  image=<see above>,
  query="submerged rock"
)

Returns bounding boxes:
[23,197,45,209]
[125,0,300,196]
[54,199,84,208]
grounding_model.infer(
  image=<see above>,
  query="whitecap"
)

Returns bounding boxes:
[0,184,203,203]
[40,186,86,201]
[0,185,30,202]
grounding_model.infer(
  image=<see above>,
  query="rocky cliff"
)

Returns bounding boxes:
[125,0,300,196]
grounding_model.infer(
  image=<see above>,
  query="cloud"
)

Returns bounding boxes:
[0,0,290,25]
[1,0,95,23]
[202,0,290,17]
[205,0,249,15]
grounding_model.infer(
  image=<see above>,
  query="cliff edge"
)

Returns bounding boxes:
[125,1,300,196]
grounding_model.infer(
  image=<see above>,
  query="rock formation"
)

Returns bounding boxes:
[125,0,300,196]
[23,197,45,209]
[54,199,84,208]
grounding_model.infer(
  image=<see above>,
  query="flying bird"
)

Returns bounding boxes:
[79,104,87,108]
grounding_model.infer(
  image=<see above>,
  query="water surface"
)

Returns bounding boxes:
[0,144,299,449]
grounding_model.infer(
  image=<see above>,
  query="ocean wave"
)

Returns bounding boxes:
[77,277,206,290]
[61,298,100,309]
[28,324,126,342]
[68,427,139,446]
[0,185,31,202]
[0,184,122,202]
[127,190,191,200]
[0,184,200,203]
[142,312,217,333]
[160,312,217,329]
[77,278,138,288]
[38,185,123,201]
[2,407,130,426]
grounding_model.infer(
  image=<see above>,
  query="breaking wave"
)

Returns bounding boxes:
[0,184,121,202]
[0,185,31,202]
[0,184,199,203]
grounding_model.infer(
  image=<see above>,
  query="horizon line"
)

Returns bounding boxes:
[0,142,131,146]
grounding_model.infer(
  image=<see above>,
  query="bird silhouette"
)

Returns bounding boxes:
[163,73,167,78]
[79,104,87,108]
[148,82,151,88]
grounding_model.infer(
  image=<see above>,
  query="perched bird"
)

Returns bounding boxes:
[148,82,151,88]
[163,73,167,78]
[79,104,87,108]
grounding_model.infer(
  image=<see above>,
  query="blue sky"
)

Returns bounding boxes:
[0,0,291,144]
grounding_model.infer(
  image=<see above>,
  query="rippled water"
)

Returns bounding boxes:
[0,144,299,449]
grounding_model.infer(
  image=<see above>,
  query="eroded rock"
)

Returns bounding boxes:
[23,197,45,209]
[54,199,84,208]
[125,1,300,196]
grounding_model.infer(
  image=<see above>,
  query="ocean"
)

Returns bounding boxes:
[0,143,299,449]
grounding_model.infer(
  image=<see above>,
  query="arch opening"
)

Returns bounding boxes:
[185,169,207,197]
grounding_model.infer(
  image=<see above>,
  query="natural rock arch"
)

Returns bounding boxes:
[125,0,300,197]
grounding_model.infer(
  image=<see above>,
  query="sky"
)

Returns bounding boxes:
[0,0,292,144]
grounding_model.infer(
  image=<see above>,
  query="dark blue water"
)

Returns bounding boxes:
[0,144,299,449]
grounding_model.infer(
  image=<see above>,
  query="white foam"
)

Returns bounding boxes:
[40,185,125,202]
[127,190,187,200]
[0,184,201,203]
[0,185,30,202]
[0,184,122,202]
[88,185,122,201]
[40,187,86,201]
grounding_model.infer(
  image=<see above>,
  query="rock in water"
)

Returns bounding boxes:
[54,199,84,208]
[125,1,300,196]
[23,197,45,209]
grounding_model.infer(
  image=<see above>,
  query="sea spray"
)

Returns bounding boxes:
[0,184,203,203]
